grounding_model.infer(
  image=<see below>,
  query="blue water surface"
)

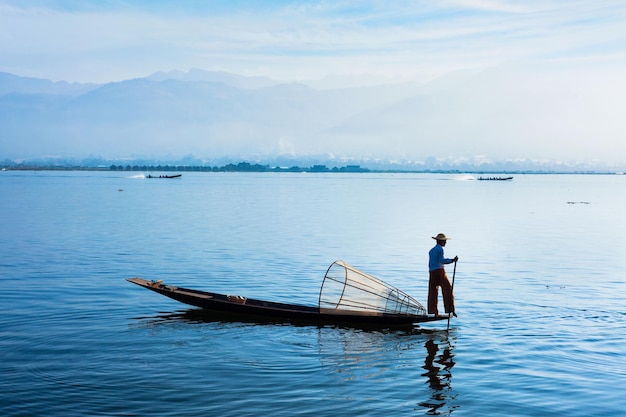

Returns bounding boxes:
[1,171,625,416]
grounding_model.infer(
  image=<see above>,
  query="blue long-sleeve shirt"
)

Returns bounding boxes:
[429,244,454,271]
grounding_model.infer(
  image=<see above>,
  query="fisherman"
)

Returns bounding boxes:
[428,233,458,317]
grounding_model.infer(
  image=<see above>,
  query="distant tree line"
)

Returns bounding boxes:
[10,158,606,174]
[108,162,370,173]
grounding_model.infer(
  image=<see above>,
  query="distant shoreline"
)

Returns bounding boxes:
[1,163,621,175]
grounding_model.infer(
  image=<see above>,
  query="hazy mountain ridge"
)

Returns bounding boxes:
[0,69,417,160]
[146,68,280,90]
[0,72,98,96]
[1,67,624,171]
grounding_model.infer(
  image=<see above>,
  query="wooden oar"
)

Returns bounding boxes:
[447,260,457,332]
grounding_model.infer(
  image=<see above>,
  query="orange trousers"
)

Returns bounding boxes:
[428,268,455,315]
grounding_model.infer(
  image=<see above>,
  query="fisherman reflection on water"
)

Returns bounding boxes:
[419,337,456,414]
[428,233,458,317]
[423,338,455,389]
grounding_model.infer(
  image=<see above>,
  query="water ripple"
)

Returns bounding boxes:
[2,172,626,416]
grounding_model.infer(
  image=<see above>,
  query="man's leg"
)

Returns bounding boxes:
[428,270,441,315]
[441,270,455,314]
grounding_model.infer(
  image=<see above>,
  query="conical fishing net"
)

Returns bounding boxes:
[319,261,426,316]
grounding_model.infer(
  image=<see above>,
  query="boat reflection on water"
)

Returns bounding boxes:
[131,308,457,415]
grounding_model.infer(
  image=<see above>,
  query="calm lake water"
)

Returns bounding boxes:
[1,170,625,416]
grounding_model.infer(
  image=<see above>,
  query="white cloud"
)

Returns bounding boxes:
[1,1,626,83]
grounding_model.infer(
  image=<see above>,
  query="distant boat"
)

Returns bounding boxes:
[147,174,182,179]
[477,176,513,181]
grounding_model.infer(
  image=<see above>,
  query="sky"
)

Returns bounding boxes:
[1,1,626,167]
[1,0,625,84]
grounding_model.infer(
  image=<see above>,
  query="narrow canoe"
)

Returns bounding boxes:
[127,278,447,326]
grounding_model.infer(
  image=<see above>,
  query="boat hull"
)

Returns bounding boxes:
[127,278,447,326]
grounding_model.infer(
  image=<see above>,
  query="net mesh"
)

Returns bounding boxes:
[318,261,426,316]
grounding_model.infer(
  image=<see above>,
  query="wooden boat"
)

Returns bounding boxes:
[147,174,182,179]
[128,261,448,326]
[477,176,513,181]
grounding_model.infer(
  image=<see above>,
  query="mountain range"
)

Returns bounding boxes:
[0,69,420,162]
[1,65,624,171]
